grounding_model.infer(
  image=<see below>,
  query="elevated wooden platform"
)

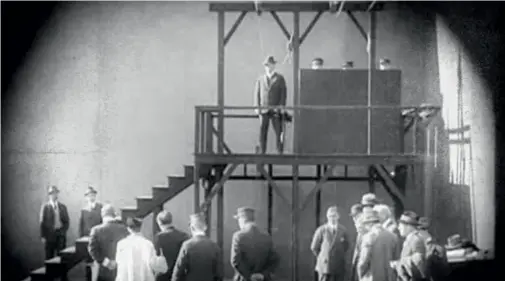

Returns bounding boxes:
[195,152,427,165]
[209,1,387,12]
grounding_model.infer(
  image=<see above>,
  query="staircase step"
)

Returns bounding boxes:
[59,246,77,263]
[121,206,139,220]
[136,196,154,217]
[45,256,64,276]
[152,185,171,200]
[169,176,189,187]
[184,165,194,179]
[30,267,47,281]
[75,236,90,257]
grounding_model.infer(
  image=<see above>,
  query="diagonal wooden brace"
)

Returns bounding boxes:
[224,11,248,46]
[300,11,323,45]
[301,165,336,211]
[257,164,291,208]
[373,164,406,203]
[346,11,368,41]
[200,163,238,212]
[211,126,233,154]
[270,11,291,40]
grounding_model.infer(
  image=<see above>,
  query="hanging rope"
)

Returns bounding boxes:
[329,1,346,19]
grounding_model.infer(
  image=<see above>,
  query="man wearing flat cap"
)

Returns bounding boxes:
[79,186,104,281]
[357,210,400,281]
[154,210,189,281]
[254,55,287,154]
[172,213,223,281]
[311,206,350,281]
[231,207,279,281]
[88,204,129,281]
[39,185,70,260]
[390,211,427,281]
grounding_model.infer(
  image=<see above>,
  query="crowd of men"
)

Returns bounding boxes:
[40,184,450,281]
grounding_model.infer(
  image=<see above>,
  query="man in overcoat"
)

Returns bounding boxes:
[230,207,280,281]
[40,185,70,260]
[172,213,223,281]
[79,186,103,281]
[310,206,350,281]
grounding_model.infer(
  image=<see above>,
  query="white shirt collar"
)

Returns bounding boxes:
[49,200,58,208]
[192,231,206,237]
[103,216,115,223]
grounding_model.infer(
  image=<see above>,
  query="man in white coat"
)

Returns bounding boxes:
[115,217,158,281]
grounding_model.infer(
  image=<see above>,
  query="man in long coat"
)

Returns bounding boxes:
[230,207,279,281]
[311,206,350,281]
[390,211,427,281]
[88,205,129,281]
[350,204,365,281]
[79,186,103,281]
[40,185,70,260]
[357,211,400,281]
[115,217,159,281]
[172,213,223,281]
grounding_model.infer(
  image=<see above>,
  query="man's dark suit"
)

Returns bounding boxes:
[311,224,350,281]
[154,226,190,281]
[40,201,70,259]
[79,202,103,281]
[253,72,287,154]
[172,234,223,281]
[88,218,129,281]
[231,224,280,281]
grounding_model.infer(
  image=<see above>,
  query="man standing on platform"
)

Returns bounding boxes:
[40,185,70,260]
[311,57,324,69]
[88,205,129,281]
[79,186,104,281]
[230,207,279,281]
[172,213,223,281]
[311,206,350,281]
[254,55,287,154]
[154,210,190,281]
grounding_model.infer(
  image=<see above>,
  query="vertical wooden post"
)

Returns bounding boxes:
[314,165,322,281]
[268,164,274,235]
[367,11,377,155]
[217,10,225,264]
[205,178,213,238]
[292,164,300,281]
[194,108,201,213]
[293,11,300,153]
[424,127,432,217]
[368,166,376,193]
[217,168,224,253]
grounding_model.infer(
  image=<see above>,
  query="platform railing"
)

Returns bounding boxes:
[194,105,440,157]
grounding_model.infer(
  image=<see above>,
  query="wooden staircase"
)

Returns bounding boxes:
[25,165,203,281]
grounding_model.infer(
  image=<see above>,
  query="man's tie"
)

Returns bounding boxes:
[53,203,62,229]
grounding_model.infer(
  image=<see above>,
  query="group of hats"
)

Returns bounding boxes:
[47,185,98,195]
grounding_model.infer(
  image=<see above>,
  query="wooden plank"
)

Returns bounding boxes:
[194,163,201,213]
[209,2,385,12]
[228,175,372,181]
[293,11,300,153]
[374,164,406,202]
[367,10,377,154]
[257,164,291,207]
[217,11,225,154]
[200,164,239,210]
[224,11,248,46]
[267,165,273,235]
[301,165,336,210]
[270,11,291,39]
[195,153,427,165]
[300,11,323,45]
[216,169,224,264]
[292,164,300,281]
[346,11,367,41]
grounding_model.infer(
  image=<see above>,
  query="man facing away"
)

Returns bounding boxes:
[153,210,190,281]
[88,204,129,281]
[230,207,280,281]
[115,217,159,281]
[172,213,223,281]
[373,204,400,238]
[40,185,70,260]
[357,211,400,281]
[360,193,379,213]
[349,204,365,281]
[311,206,350,281]
[390,211,427,281]
[254,55,287,154]
[79,186,104,281]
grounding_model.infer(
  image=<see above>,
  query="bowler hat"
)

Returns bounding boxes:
[445,234,463,250]
[233,207,255,221]
[85,186,97,196]
[263,55,277,65]
[361,210,380,224]
[418,217,430,229]
[349,203,363,217]
[157,210,173,225]
[48,185,60,194]
[361,193,379,206]
[398,211,419,226]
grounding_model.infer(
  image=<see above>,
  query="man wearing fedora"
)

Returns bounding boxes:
[79,186,104,281]
[88,204,129,281]
[311,206,350,281]
[254,55,287,154]
[361,193,380,213]
[230,207,279,281]
[357,210,400,281]
[390,211,427,281]
[172,213,223,281]
[154,210,190,281]
[39,185,70,260]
